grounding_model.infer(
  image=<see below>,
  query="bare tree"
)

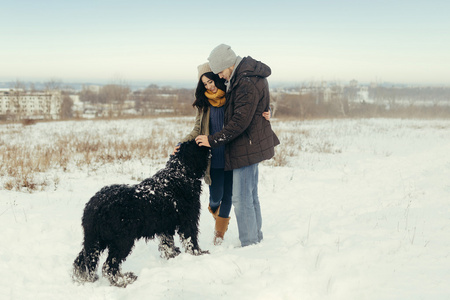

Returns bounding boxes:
[79,85,100,103]
[60,95,73,119]
[270,92,282,117]
[29,82,37,93]
[9,79,27,121]
[44,78,63,91]
[330,84,347,117]
[42,78,63,119]
[101,76,130,117]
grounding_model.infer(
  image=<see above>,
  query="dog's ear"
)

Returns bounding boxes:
[178,139,195,153]
[176,140,195,161]
[177,140,209,165]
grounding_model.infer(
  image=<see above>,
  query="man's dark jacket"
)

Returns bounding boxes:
[208,56,280,171]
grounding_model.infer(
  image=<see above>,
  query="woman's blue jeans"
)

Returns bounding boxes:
[209,168,233,218]
[232,163,263,247]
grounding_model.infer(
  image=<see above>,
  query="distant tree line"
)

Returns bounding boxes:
[79,83,195,117]
[4,79,450,121]
[273,84,450,119]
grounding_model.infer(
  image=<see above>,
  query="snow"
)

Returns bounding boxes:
[1,117,450,300]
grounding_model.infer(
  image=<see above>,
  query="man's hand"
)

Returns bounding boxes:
[195,135,211,147]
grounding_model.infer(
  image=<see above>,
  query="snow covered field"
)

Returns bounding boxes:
[1,117,449,300]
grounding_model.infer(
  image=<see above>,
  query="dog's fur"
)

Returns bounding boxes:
[72,140,210,287]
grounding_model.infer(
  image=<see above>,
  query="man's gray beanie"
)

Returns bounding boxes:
[208,44,237,74]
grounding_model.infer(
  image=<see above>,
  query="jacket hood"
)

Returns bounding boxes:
[227,57,271,92]
[235,56,271,79]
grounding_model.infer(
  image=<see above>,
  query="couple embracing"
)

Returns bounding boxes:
[176,44,279,247]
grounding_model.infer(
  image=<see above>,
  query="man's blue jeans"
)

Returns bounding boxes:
[232,163,263,247]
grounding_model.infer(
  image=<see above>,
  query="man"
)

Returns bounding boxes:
[195,44,280,247]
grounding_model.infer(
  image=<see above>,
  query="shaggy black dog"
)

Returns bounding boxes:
[72,140,210,287]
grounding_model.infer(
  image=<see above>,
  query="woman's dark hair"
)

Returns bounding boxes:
[193,72,226,109]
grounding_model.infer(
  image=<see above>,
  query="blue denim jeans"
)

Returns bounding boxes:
[209,168,233,218]
[232,163,263,247]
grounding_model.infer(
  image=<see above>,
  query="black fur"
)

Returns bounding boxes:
[72,140,210,287]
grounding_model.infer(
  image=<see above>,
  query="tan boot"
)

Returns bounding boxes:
[208,205,220,220]
[214,216,230,245]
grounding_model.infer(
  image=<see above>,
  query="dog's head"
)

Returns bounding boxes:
[170,139,210,179]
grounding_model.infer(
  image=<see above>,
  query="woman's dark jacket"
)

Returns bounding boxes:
[208,56,280,171]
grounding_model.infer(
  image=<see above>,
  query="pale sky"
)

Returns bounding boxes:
[2,0,449,86]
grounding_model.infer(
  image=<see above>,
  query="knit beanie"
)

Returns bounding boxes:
[197,62,212,81]
[208,44,237,74]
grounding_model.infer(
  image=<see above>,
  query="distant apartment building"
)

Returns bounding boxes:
[0,88,62,120]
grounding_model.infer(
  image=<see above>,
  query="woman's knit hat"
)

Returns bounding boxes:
[208,44,237,74]
[197,62,212,80]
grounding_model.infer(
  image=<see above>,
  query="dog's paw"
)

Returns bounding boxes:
[123,272,138,284]
[72,268,99,284]
[85,273,99,283]
[109,272,137,288]
[159,245,181,260]
[189,249,209,256]
[169,246,182,258]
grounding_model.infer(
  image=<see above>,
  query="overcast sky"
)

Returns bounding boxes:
[2,0,449,86]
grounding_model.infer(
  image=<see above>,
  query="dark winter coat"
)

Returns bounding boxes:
[208,56,280,171]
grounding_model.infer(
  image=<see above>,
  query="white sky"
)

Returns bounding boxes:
[1,0,449,86]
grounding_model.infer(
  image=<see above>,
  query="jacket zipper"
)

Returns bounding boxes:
[246,130,252,145]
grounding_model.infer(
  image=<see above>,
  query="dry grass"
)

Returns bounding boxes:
[0,118,191,192]
[0,117,320,192]
[264,131,302,167]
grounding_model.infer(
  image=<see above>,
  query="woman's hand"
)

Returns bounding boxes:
[172,145,180,155]
[262,110,271,120]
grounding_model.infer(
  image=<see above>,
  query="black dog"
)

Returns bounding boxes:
[72,140,210,287]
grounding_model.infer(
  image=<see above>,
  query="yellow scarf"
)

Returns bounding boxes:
[205,89,226,107]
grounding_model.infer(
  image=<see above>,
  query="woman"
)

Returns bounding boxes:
[176,63,270,245]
